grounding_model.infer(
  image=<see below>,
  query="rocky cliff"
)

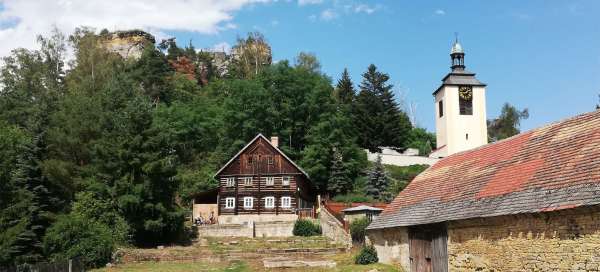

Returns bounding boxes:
[100,30,155,59]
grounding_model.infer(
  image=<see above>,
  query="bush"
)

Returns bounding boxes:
[349,217,370,244]
[354,245,378,265]
[43,215,115,268]
[332,193,374,203]
[292,219,321,236]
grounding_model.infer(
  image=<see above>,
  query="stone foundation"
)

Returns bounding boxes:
[367,206,600,271]
[319,208,352,247]
[219,214,297,224]
[198,220,296,238]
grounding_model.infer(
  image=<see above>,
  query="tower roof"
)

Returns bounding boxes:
[451,40,464,54]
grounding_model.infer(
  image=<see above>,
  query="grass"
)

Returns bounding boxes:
[91,237,402,272]
[93,260,250,272]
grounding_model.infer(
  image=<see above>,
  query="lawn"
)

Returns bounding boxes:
[91,237,402,272]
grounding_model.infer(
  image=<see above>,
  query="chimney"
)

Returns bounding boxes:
[270,136,279,148]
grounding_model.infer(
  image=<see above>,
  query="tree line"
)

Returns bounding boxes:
[0,28,433,267]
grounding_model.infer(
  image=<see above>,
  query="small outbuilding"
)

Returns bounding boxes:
[367,110,600,272]
[341,205,383,223]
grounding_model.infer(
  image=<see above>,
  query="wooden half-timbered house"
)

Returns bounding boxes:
[214,134,316,224]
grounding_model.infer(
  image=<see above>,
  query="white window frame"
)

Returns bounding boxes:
[281,196,291,208]
[243,177,253,186]
[265,176,275,186]
[226,177,235,187]
[264,196,275,208]
[282,176,291,186]
[225,197,235,209]
[243,197,253,209]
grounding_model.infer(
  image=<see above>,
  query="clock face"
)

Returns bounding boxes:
[459,86,473,100]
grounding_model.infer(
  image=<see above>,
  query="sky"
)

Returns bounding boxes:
[1,0,599,132]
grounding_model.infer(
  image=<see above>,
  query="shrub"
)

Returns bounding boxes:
[43,215,115,268]
[292,219,321,236]
[331,193,374,203]
[349,217,370,244]
[354,245,378,265]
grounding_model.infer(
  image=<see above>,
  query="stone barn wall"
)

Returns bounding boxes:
[367,206,600,272]
[448,206,600,271]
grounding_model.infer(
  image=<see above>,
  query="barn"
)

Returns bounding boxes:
[366,110,600,271]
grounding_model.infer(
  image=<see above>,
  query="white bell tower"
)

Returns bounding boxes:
[430,38,488,158]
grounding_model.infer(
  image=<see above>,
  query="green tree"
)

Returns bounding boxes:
[407,127,436,156]
[229,32,271,78]
[295,52,321,73]
[9,127,61,264]
[327,147,352,195]
[335,68,355,105]
[487,103,529,141]
[365,155,391,202]
[353,64,412,152]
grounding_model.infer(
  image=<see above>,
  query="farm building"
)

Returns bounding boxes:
[366,109,600,271]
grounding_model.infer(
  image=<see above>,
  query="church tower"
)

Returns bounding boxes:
[430,38,488,158]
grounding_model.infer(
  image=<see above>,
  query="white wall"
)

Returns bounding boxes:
[435,86,488,157]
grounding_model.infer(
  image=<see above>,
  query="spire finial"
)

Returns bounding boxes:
[455,32,459,43]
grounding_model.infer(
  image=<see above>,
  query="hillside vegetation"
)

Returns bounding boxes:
[0,28,432,268]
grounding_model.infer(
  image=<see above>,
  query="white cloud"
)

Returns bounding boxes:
[435,9,446,15]
[0,0,271,58]
[354,4,378,14]
[298,0,323,6]
[319,9,338,21]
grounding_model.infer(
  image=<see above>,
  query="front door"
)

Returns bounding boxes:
[409,224,448,272]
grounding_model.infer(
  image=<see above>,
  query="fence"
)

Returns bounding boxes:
[0,258,85,272]
[296,208,315,219]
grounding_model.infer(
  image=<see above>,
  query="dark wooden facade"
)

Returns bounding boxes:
[215,134,316,216]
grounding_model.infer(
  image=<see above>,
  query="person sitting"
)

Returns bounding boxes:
[208,211,215,224]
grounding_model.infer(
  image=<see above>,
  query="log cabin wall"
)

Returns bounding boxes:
[216,136,315,216]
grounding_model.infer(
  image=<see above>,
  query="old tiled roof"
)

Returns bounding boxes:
[368,110,600,230]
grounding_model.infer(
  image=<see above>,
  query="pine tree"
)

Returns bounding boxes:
[335,68,355,105]
[365,155,391,202]
[353,64,412,152]
[9,127,60,264]
[327,146,352,195]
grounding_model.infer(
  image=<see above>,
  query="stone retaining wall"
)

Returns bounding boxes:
[198,223,253,238]
[319,208,352,247]
[198,221,295,238]
[255,221,295,237]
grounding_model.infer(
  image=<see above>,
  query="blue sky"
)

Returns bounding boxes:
[174,0,600,132]
[1,0,599,132]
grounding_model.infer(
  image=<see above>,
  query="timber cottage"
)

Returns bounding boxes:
[213,134,316,224]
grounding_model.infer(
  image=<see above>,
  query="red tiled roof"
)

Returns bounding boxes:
[368,110,600,229]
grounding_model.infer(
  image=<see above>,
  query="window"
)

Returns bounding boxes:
[246,156,253,168]
[243,197,253,209]
[264,196,275,208]
[226,177,235,187]
[243,177,253,186]
[267,155,274,165]
[282,176,291,186]
[225,197,235,209]
[281,196,291,208]
[438,100,444,117]
[265,177,274,186]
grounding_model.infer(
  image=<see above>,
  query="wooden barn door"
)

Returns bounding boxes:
[409,224,448,272]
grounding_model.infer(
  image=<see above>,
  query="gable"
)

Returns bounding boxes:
[369,110,600,229]
[214,134,309,178]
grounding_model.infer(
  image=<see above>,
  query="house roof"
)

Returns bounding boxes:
[368,110,600,230]
[213,133,310,178]
[342,205,384,213]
